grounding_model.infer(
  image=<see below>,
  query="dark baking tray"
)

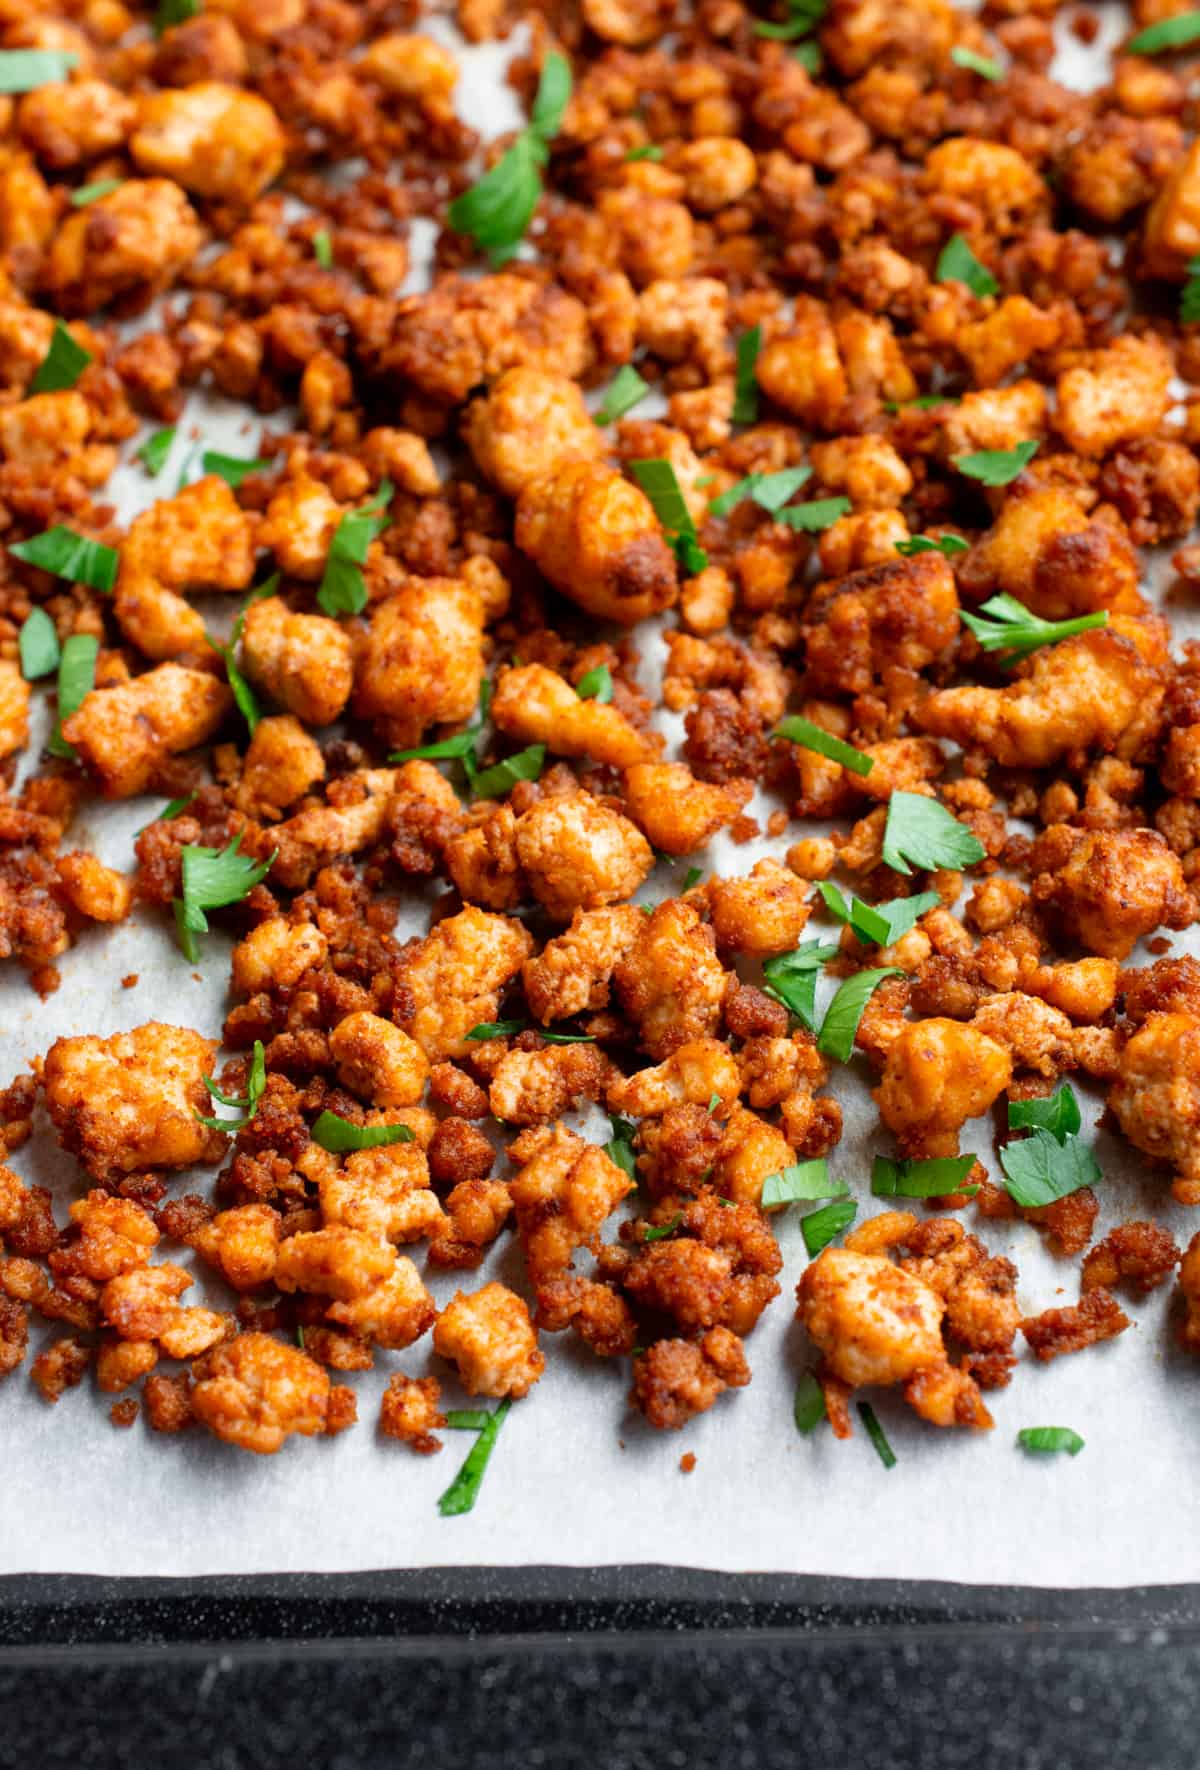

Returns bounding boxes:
[2,1568,1198,1769]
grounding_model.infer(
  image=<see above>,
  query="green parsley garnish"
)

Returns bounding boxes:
[18,608,59,682]
[438,1399,511,1516]
[467,1018,591,1044]
[605,1114,639,1180]
[954,440,1040,487]
[575,663,614,702]
[895,533,969,558]
[1008,1083,1081,1142]
[1181,256,1200,324]
[390,678,492,777]
[136,791,197,834]
[709,466,812,520]
[210,576,278,734]
[465,1020,525,1041]
[70,179,123,207]
[311,1111,415,1152]
[885,394,959,412]
[761,1159,848,1208]
[775,496,852,532]
[881,791,986,876]
[681,865,704,891]
[801,1198,857,1257]
[313,229,333,268]
[625,144,663,161]
[950,45,1002,80]
[448,53,571,262]
[630,458,708,574]
[732,325,763,424]
[30,321,91,395]
[1017,1426,1084,1457]
[9,525,118,592]
[761,939,840,1032]
[196,1039,267,1133]
[793,39,822,71]
[138,426,177,476]
[175,441,201,494]
[773,715,874,777]
[317,479,393,617]
[46,632,98,760]
[793,1372,827,1434]
[471,742,546,799]
[960,594,1108,663]
[754,0,826,40]
[1128,10,1200,53]
[817,968,904,1062]
[818,882,941,948]
[391,731,480,763]
[872,1154,978,1198]
[173,836,275,962]
[0,50,78,94]
[155,0,200,33]
[936,233,999,297]
[643,1212,683,1242]
[1000,1127,1099,1208]
[201,450,269,488]
[858,1401,897,1469]
[595,365,649,425]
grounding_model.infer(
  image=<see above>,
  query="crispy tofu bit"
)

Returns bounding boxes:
[615,898,728,1059]
[130,82,286,204]
[875,1020,1012,1160]
[508,1122,635,1281]
[514,793,654,921]
[329,1011,430,1108]
[522,904,645,1025]
[491,662,659,769]
[397,905,534,1060]
[1109,1012,1200,1205]
[515,459,678,625]
[463,366,604,497]
[42,178,203,312]
[61,663,232,799]
[191,1333,330,1454]
[43,1022,223,1181]
[240,597,354,727]
[433,1280,545,1398]
[0,660,31,762]
[353,577,486,749]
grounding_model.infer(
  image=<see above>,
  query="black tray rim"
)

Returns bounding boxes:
[5,1564,1200,1653]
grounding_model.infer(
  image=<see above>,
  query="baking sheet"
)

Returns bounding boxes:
[4,4,1199,1587]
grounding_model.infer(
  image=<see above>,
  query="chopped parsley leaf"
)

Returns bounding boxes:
[311,1112,415,1152]
[773,715,874,777]
[595,365,649,425]
[18,608,59,682]
[438,1399,512,1515]
[936,233,999,297]
[872,1154,978,1198]
[801,1198,857,1257]
[960,594,1108,663]
[47,632,98,760]
[881,791,987,876]
[173,835,275,962]
[196,1040,267,1133]
[732,325,762,424]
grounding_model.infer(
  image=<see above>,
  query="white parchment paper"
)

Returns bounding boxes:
[3,6,1197,1586]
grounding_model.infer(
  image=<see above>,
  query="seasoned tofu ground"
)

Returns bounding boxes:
[6,0,1200,1482]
